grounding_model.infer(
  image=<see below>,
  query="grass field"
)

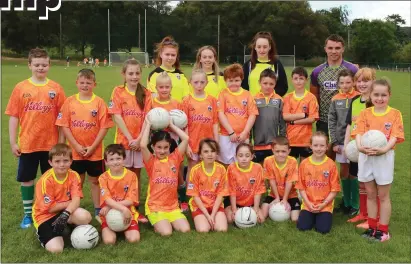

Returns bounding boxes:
[1,59,410,262]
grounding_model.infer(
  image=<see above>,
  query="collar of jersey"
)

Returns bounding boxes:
[108,168,126,179]
[28,78,49,87]
[201,161,216,176]
[309,156,328,165]
[76,93,96,103]
[160,65,175,72]
[154,97,170,105]
[326,59,345,67]
[372,106,391,116]
[256,91,275,99]
[124,84,136,96]
[293,90,307,100]
[51,169,68,184]
[257,59,270,63]
[206,71,215,76]
[226,88,244,96]
[191,92,208,101]
[235,162,253,172]
[158,156,169,163]
[338,87,355,96]
[275,157,288,170]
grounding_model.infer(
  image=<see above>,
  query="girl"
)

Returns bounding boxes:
[147,36,190,102]
[183,69,219,179]
[193,46,226,98]
[352,78,404,242]
[344,67,378,228]
[296,132,341,234]
[140,116,191,236]
[224,143,266,224]
[186,138,229,232]
[241,31,288,96]
[108,58,151,223]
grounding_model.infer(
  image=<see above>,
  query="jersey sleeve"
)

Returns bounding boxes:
[328,100,338,144]
[56,85,67,112]
[5,84,21,117]
[247,94,259,116]
[274,60,288,97]
[40,178,56,212]
[126,172,139,206]
[69,172,84,198]
[329,162,341,192]
[345,102,353,125]
[351,110,366,137]
[263,159,275,180]
[217,92,225,112]
[295,163,306,190]
[212,97,219,124]
[278,99,286,137]
[227,166,237,196]
[147,72,157,93]
[287,160,299,184]
[392,111,405,143]
[108,88,122,115]
[255,165,267,194]
[241,61,250,91]
[181,75,190,100]
[282,95,291,115]
[216,170,230,197]
[98,174,112,206]
[98,101,114,129]
[55,99,70,127]
[309,95,319,119]
[186,168,200,197]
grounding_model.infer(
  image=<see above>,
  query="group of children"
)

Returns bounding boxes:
[6,42,404,253]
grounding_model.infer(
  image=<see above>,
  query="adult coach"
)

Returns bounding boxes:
[310,34,358,145]
[242,31,288,97]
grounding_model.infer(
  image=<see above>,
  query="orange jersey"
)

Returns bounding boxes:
[109,85,152,149]
[187,162,229,211]
[351,107,405,147]
[55,94,114,161]
[263,156,299,199]
[5,79,66,153]
[182,93,218,153]
[99,168,139,222]
[217,88,259,136]
[295,156,341,213]
[283,91,319,147]
[227,162,266,207]
[144,149,184,214]
[32,169,83,229]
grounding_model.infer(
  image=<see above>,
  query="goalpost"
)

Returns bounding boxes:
[108,52,149,66]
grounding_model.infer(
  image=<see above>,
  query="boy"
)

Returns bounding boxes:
[32,143,91,253]
[261,137,300,222]
[252,68,286,164]
[283,66,319,162]
[218,63,259,166]
[328,69,359,215]
[56,68,113,222]
[99,144,140,244]
[5,48,66,228]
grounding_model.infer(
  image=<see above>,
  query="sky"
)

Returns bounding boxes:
[168,1,411,26]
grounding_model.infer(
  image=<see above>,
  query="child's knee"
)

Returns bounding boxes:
[103,236,116,245]
[316,226,331,234]
[72,208,92,224]
[45,243,64,253]
[126,233,140,243]
[179,225,191,233]
[159,229,173,236]
[196,225,210,233]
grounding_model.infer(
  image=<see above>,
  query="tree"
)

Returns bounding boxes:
[385,14,409,45]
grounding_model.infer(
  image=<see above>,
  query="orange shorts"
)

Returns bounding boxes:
[101,220,139,232]
[191,207,225,218]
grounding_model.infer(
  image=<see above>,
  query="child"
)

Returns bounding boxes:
[95,58,100,67]
[147,36,190,102]
[261,137,300,222]
[296,132,341,234]
[283,66,319,162]
[182,69,219,178]
[344,68,378,228]
[98,144,140,244]
[5,48,66,228]
[217,63,259,166]
[225,143,266,224]
[104,58,107,67]
[56,68,113,222]
[192,46,226,98]
[109,58,151,223]
[252,68,286,163]
[352,78,404,242]
[140,116,191,236]
[187,138,229,232]
[32,143,91,253]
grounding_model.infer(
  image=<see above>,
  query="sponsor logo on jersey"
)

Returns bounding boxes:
[108,100,113,109]
[187,183,194,190]
[48,91,56,99]
[249,178,256,184]
[323,81,337,90]
[91,109,98,117]
[176,73,181,80]
[323,171,329,178]
[384,122,392,130]
[57,112,63,119]
[242,99,248,106]
[23,102,53,113]
[124,185,129,193]
[213,180,220,188]
[44,195,51,204]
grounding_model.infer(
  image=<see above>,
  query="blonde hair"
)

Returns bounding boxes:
[49,143,72,160]
[156,71,172,86]
[190,69,208,82]
[354,67,376,82]
[193,46,220,84]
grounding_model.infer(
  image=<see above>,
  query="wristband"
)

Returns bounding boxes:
[290,121,294,125]
[304,113,308,118]
[229,132,235,136]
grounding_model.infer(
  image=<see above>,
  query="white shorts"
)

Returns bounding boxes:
[124,150,144,169]
[336,145,349,164]
[218,135,249,165]
[358,150,395,185]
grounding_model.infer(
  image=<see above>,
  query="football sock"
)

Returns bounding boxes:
[21,185,34,216]
[377,196,381,219]
[94,208,101,216]
[359,185,368,217]
[350,178,359,210]
[342,179,351,207]
[368,217,378,230]
[379,224,389,233]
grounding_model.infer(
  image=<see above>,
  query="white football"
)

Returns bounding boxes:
[234,207,257,228]
[169,109,188,129]
[70,224,99,249]
[269,202,291,222]
[106,209,131,232]
[147,107,170,130]
[345,140,360,162]
[361,130,387,148]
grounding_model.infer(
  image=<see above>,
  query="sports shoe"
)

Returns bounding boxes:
[348,207,359,217]
[95,215,102,224]
[334,201,350,214]
[373,230,390,242]
[20,214,32,229]
[347,214,367,223]
[356,221,369,229]
[138,214,149,224]
[361,228,375,240]
[180,202,189,213]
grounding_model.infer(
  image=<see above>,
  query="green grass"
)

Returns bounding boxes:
[1,60,410,262]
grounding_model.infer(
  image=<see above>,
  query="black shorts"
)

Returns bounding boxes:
[223,197,253,208]
[263,196,301,211]
[316,121,329,137]
[71,160,105,177]
[290,147,312,159]
[349,161,358,177]
[17,151,51,182]
[253,149,273,163]
[297,210,332,234]
[37,214,64,247]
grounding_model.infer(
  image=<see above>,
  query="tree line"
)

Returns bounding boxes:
[1,1,410,64]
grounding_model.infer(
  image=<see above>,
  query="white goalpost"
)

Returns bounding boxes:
[108,52,149,66]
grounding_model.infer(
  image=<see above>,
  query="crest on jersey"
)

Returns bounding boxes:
[384,122,392,130]
[91,109,98,117]
[187,183,194,190]
[242,100,247,106]
[352,124,357,130]
[57,112,63,119]
[66,191,71,198]
[176,73,181,80]
[285,173,288,178]
[249,178,256,184]
[323,171,329,178]
[270,99,279,106]
[44,195,51,204]
[101,188,105,196]
[213,77,217,82]
[171,166,177,173]
[124,185,129,193]
[214,180,220,188]
[48,91,56,99]
[208,105,212,111]
[336,101,344,106]
[108,100,114,109]
[302,105,307,112]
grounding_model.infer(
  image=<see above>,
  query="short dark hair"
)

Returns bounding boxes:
[325,34,345,47]
[49,143,72,161]
[311,131,329,144]
[259,68,277,82]
[77,68,96,82]
[104,144,126,160]
[291,66,308,79]
[337,69,354,82]
[28,48,49,64]
[271,136,290,148]
[199,138,220,155]
[236,143,254,155]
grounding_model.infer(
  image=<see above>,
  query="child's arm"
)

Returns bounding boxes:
[50,196,81,233]
[9,116,21,157]
[213,123,219,143]
[283,112,305,122]
[58,127,66,143]
[315,191,338,212]
[104,198,132,225]
[211,195,224,219]
[229,195,237,213]
[343,124,351,154]
[112,114,133,143]
[327,101,338,149]
[49,201,71,213]
[218,112,236,142]
[371,137,397,156]
[140,118,152,162]
[281,182,293,203]
[169,120,189,155]
[84,128,109,158]
[299,190,316,211]
[61,127,86,156]
[268,179,281,203]
[239,114,256,142]
[292,117,316,125]
[253,194,262,212]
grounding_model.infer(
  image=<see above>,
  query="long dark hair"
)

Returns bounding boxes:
[148,131,177,154]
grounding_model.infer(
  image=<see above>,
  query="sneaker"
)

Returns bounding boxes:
[356,221,369,229]
[95,215,102,224]
[348,207,359,217]
[20,214,32,229]
[348,214,367,223]
[361,228,376,240]
[138,214,149,224]
[373,230,390,242]
[180,202,189,213]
